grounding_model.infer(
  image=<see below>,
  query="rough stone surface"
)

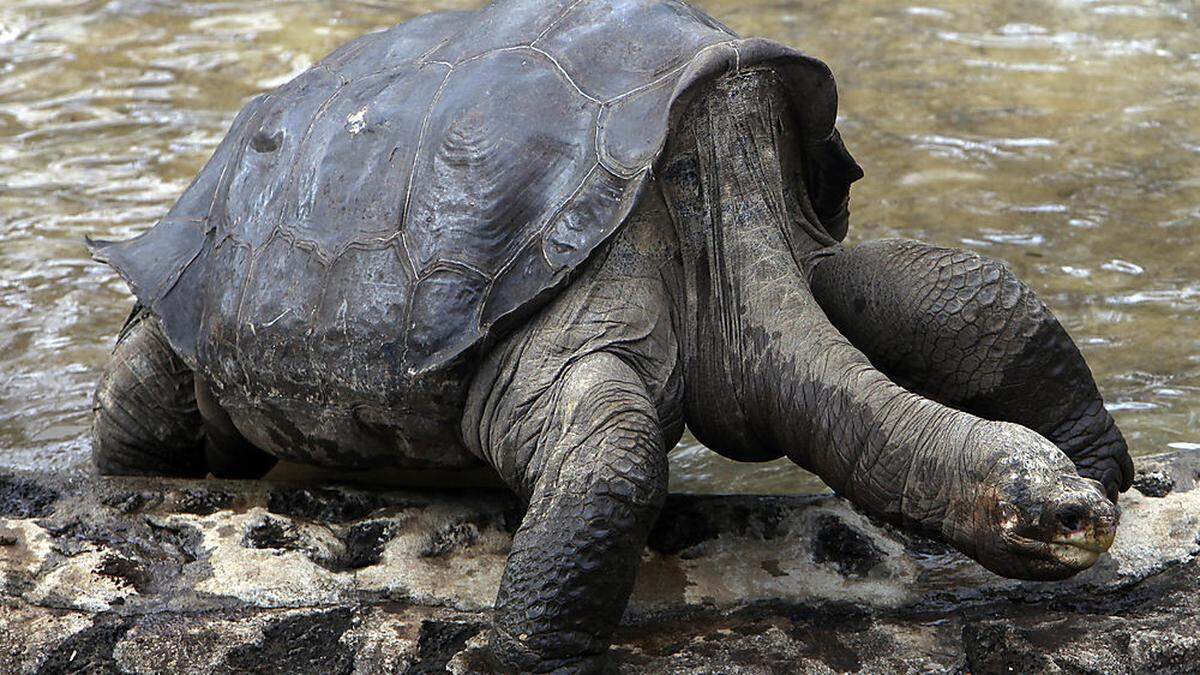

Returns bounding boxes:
[2,450,1198,673]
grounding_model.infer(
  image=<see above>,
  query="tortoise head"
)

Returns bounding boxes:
[946,423,1120,580]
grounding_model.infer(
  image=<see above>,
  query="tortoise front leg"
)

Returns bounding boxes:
[465,351,668,673]
[807,238,1133,500]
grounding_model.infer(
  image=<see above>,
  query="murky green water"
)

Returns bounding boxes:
[1,0,1197,493]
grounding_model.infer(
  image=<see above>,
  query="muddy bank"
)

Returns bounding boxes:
[2,449,1198,673]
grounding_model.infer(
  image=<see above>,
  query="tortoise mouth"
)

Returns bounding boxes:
[1002,525,1116,573]
[1047,526,1116,567]
[1051,527,1116,554]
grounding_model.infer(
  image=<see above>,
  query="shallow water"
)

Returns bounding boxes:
[0,0,1196,494]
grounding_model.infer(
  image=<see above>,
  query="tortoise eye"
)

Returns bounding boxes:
[250,129,283,153]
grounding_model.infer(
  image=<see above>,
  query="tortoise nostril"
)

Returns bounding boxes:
[1054,503,1088,534]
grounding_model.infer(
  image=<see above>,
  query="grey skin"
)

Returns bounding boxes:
[88,2,1130,672]
[809,239,1133,501]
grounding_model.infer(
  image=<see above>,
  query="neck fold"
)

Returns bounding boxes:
[661,69,1003,540]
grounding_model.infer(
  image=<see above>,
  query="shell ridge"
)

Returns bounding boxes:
[419,257,493,281]
[230,227,273,389]
[397,234,419,369]
[273,79,359,252]
[413,6,481,65]
[474,156,602,345]
[318,26,383,78]
[603,59,689,105]
[206,94,269,227]
[596,39,740,177]
[277,69,402,262]
[528,45,600,103]
[534,161,602,271]
[521,162,648,310]
[396,230,418,278]
[213,95,275,242]
[398,63,455,248]
[532,0,589,45]
[151,230,210,303]
[274,224,334,266]
[449,44,601,104]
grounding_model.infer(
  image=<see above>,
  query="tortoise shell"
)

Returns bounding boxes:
[90,0,861,408]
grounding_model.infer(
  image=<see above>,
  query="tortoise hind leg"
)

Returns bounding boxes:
[92,310,207,477]
[92,309,278,479]
[808,238,1133,500]
[195,378,277,480]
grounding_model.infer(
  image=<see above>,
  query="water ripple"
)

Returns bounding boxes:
[1,0,1197,485]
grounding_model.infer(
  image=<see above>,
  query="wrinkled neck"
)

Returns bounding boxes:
[660,71,1001,541]
[658,68,842,458]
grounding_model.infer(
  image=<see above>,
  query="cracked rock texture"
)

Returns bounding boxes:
[1,450,1198,673]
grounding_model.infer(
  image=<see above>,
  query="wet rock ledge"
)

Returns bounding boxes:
[2,450,1199,674]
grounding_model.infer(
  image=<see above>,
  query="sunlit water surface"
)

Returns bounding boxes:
[1,0,1197,494]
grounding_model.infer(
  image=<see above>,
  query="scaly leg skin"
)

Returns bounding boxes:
[807,239,1133,500]
[92,309,208,477]
[461,174,682,671]
[465,350,668,673]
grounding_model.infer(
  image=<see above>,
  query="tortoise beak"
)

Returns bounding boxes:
[1039,480,1120,567]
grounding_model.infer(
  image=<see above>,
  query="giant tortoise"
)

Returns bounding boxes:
[88,0,1133,670]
